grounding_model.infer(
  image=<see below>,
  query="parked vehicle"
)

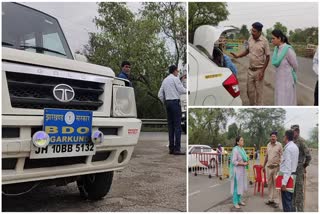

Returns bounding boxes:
[2,2,141,200]
[189,145,218,169]
[188,25,242,106]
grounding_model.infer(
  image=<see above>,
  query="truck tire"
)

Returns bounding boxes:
[77,171,113,200]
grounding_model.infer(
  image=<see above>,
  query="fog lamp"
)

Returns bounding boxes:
[92,130,104,144]
[32,131,50,148]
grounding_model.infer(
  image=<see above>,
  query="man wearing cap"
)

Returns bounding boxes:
[291,125,312,211]
[263,131,283,208]
[158,65,186,155]
[231,22,270,105]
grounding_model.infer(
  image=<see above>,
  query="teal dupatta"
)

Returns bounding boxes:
[229,146,249,179]
[272,44,297,84]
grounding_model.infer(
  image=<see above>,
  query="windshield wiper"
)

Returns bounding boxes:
[2,41,14,47]
[19,45,66,56]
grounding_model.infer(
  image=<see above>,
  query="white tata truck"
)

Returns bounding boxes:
[2,2,141,200]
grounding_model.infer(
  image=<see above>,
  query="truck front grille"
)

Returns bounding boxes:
[6,72,104,111]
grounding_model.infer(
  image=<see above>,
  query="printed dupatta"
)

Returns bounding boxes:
[229,146,249,179]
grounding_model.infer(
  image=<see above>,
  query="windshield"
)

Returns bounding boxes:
[2,2,73,59]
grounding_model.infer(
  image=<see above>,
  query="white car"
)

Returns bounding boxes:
[188,145,218,169]
[189,25,242,106]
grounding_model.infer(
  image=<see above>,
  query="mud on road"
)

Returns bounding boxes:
[2,132,186,212]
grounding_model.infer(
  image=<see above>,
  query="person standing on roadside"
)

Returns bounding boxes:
[280,130,299,212]
[291,125,312,211]
[263,131,283,208]
[231,22,270,105]
[158,65,186,155]
[271,29,298,105]
[230,136,249,209]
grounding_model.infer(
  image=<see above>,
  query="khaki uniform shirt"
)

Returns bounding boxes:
[266,141,283,167]
[246,35,270,68]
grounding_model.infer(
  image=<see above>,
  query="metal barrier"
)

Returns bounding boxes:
[190,146,263,183]
[189,153,230,180]
[260,146,267,166]
[189,153,218,178]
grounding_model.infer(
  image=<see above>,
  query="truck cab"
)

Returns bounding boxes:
[2,2,141,200]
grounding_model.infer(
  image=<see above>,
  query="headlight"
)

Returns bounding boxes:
[112,85,137,117]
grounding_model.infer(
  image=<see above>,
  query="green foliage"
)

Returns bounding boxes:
[142,2,186,65]
[237,108,286,148]
[289,27,318,45]
[188,108,235,147]
[273,22,288,35]
[307,126,318,148]
[85,2,185,119]
[188,2,229,43]
[227,123,240,139]
[237,25,250,40]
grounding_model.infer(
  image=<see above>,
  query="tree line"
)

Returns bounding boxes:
[189,108,318,149]
[83,2,186,119]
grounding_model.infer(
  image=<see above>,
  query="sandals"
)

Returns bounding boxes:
[233,204,241,209]
[239,202,246,206]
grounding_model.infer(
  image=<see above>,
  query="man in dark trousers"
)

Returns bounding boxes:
[158,65,186,155]
[291,124,312,211]
[280,130,299,212]
[118,61,132,87]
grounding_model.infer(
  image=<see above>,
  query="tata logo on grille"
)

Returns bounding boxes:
[53,84,75,102]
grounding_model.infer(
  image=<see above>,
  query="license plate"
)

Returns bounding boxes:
[30,143,96,159]
[30,109,96,159]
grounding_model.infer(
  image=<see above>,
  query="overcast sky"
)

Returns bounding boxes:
[284,108,318,139]
[228,108,318,139]
[21,2,141,53]
[220,2,318,32]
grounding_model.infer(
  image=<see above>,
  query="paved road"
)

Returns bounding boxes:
[2,132,186,212]
[234,54,316,105]
[188,149,318,212]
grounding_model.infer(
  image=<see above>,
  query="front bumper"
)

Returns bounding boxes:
[2,115,141,185]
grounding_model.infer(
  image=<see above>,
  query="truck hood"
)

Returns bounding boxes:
[2,47,115,77]
[193,25,238,57]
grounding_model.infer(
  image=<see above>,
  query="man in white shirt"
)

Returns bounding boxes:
[158,65,186,155]
[280,130,299,212]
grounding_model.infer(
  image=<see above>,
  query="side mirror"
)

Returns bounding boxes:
[74,53,88,62]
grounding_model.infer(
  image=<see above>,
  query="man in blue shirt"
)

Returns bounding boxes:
[118,61,132,87]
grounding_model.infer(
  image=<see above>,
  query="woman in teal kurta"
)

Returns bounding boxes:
[230,136,249,209]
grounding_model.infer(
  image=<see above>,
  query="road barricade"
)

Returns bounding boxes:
[189,153,218,178]
[259,146,267,166]
[189,153,231,179]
